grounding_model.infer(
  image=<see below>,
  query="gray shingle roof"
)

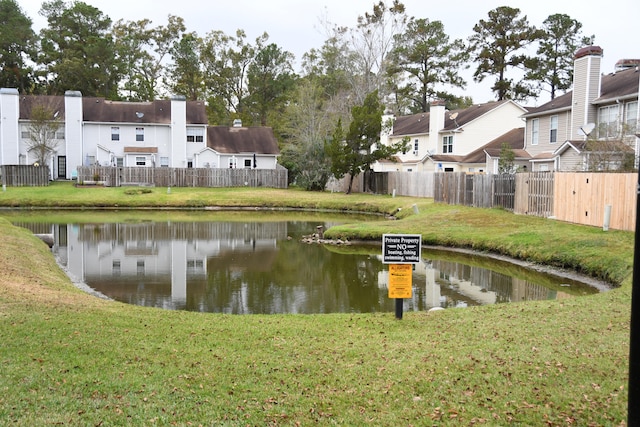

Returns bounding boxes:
[82,98,208,124]
[523,66,639,117]
[19,95,65,120]
[19,95,208,125]
[207,126,280,155]
[390,100,514,136]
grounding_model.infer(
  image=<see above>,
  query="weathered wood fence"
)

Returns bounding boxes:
[77,166,288,188]
[0,165,50,187]
[431,172,554,215]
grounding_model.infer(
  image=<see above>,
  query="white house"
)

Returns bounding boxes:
[0,89,281,180]
[375,99,528,173]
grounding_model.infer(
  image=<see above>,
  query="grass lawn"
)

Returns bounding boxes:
[0,182,633,425]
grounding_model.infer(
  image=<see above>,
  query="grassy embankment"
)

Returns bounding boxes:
[0,182,633,425]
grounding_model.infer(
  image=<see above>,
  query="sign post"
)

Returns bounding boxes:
[382,234,422,319]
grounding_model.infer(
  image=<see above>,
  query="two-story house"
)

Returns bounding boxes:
[0,89,281,180]
[375,99,528,173]
[522,46,639,171]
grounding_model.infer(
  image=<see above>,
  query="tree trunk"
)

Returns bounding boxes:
[346,174,354,194]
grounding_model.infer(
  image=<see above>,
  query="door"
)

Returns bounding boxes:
[57,156,67,179]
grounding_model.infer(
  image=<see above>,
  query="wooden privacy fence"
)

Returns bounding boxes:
[77,166,288,189]
[364,170,634,231]
[514,173,555,217]
[0,165,50,187]
[176,167,633,231]
[553,172,636,231]
[433,172,518,209]
[366,171,435,198]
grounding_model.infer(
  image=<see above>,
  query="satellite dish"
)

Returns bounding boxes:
[135,111,145,119]
[578,123,595,136]
[449,112,458,120]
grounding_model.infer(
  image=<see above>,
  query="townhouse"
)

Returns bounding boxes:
[0,89,280,180]
[522,46,639,171]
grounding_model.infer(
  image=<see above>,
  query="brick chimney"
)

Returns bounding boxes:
[571,46,603,140]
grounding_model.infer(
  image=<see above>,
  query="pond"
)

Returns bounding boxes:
[4,211,601,314]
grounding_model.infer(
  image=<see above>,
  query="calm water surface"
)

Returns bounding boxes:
[7,211,600,314]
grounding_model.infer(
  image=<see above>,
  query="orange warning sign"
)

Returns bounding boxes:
[388,264,413,299]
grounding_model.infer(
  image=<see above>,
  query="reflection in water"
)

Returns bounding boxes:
[15,218,598,314]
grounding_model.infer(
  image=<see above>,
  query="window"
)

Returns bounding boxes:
[137,260,145,276]
[442,135,453,153]
[244,159,252,168]
[598,105,619,138]
[55,130,65,139]
[159,157,169,167]
[228,157,237,168]
[135,156,146,166]
[21,130,31,139]
[549,115,558,143]
[111,127,119,141]
[115,157,124,167]
[531,119,539,145]
[187,160,193,168]
[187,127,204,142]
[112,260,121,276]
[625,101,638,134]
[413,139,419,153]
[136,127,144,142]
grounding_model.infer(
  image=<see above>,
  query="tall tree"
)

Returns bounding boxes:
[167,32,204,101]
[26,100,62,166]
[0,0,37,92]
[526,14,595,100]
[200,30,266,124]
[388,18,469,113]
[38,0,119,97]
[468,6,542,101]
[112,15,186,101]
[326,90,408,194]
[280,79,335,190]
[246,43,296,126]
[316,1,408,108]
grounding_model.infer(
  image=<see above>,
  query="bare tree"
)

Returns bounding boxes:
[582,122,637,172]
[26,101,62,165]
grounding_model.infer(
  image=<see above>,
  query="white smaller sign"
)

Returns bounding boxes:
[382,234,422,264]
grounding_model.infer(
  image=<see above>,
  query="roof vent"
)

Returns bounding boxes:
[232,119,242,127]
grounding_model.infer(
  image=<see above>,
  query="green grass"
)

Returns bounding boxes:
[0,184,634,425]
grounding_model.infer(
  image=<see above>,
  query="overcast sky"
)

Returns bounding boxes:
[18,0,639,104]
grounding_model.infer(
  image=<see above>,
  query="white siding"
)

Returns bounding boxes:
[0,88,20,165]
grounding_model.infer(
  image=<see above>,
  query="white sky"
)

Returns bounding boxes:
[18,0,639,104]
